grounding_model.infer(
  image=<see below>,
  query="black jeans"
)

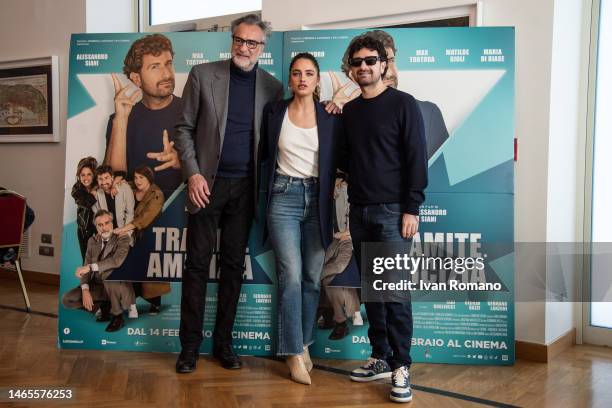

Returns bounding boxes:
[350,203,413,369]
[179,177,254,351]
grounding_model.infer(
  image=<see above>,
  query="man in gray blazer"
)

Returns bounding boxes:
[173,14,283,373]
[61,210,134,332]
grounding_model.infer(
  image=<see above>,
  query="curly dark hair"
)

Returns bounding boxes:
[343,35,388,78]
[95,164,113,179]
[123,34,174,76]
[341,30,395,75]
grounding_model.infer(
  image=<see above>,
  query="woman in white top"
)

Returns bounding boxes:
[260,53,341,384]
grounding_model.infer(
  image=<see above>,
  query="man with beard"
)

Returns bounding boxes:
[334,29,449,159]
[173,14,283,374]
[340,36,427,403]
[93,165,135,233]
[104,33,183,197]
[61,210,134,332]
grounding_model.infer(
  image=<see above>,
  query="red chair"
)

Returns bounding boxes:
[0,189,31,312]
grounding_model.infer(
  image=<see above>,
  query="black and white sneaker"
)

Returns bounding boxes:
[349,357,392,382]
[390,366,412,403]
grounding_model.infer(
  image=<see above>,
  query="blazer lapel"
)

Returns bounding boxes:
[100,234,117,260]
[269,100,290,165]
[96,190,108,211]
[254,69,265,186]
[90,235,102,261]
[315,102,332,171]
[212,60,230,148]
[254,69,270,143]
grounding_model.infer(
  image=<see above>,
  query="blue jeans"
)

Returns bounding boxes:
[268,174,325,355]
[350,203,413,369]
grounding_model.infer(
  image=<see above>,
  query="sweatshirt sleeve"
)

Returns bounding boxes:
[401,96,428,215]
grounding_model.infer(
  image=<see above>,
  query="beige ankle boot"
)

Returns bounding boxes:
[286,355,311,385]
[303,346,313,372]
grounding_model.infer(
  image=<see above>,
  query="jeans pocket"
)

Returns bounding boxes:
[381,203,402,215]
[271,179,289,195]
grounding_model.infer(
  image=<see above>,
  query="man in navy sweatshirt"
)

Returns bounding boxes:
[340,35,428,404]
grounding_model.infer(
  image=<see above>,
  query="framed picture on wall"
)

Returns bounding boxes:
[0,56,59,142]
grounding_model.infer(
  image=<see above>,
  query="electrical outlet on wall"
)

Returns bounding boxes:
[39,246,54,257]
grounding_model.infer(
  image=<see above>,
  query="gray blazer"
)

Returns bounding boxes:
[174,59,284,214]
[82,233,130,283]
[92,183,134,229]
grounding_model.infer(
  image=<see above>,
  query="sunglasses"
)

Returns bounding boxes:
[232,35,265,50]
[348,56,386,67]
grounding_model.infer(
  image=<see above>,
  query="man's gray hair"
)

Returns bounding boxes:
[94,209,114,221]
[230,13,272,40]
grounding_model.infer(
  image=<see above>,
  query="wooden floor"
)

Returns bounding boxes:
[1,275,612,407]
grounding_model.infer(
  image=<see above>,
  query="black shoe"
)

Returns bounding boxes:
[105,314,124,332]
[317,308,335,329]
[96,303,111,322]
[176,349,199,374]
[329,320,349,340]
[148,304,161,315]
[318,316,335,330]
[213,344,242,369]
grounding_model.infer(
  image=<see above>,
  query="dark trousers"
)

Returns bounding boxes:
[349,203,413,369]
[179,177,254,351]
[132,283,161,306]
[77,227,92,262]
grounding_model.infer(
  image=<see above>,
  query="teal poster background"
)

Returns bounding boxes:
[59,28,514,365]
[60,31,283,356]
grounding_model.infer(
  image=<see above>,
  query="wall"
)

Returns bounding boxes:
[0,0,86,275]
[145,11,253,33]
[86,0,137,32]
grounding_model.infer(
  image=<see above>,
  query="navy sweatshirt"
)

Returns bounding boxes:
[341,87,428,215]
[217,61,257,177]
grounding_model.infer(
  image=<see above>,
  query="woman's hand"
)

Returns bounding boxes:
[113,224,134,236]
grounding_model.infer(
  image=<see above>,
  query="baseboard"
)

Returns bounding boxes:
[0,267,59,286]
[547,328,577,360]
[516,328,576,363]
